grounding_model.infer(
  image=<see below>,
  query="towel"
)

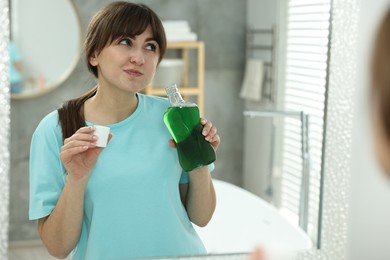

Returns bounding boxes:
[239,59,265,101]
[166,32,198,42]
[163,20,191,33]
[163,20,198,42]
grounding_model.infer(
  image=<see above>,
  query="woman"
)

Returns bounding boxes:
[371,8,390,179]
[29,2,219,259]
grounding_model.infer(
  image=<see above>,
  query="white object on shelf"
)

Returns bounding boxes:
[153,59,184,87]
[166,32,198,42]
[163,20,191,33]
[163,20,198,42]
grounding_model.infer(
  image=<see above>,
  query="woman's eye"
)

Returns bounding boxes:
[119,38,132,46]
[146,43,158,52]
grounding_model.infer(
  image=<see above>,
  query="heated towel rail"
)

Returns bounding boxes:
[246,27,277,103]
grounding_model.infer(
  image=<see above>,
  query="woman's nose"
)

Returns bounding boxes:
[129,49,145,65]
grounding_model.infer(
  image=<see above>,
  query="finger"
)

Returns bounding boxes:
[76,125,96,134]
[205,126,217,141]
[249,247,265,260]
[168,139,176,148]
[209,134,221,151]
[64,132,98,145]
[60,145,90,163]
[208,133,220,144]
[64,126,96,144]
[201,121,213,136]
[61,140,97,151]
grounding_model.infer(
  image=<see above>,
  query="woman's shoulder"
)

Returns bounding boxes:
[39,110,59,125]
[33,110,61,136]
[138,93,169,108]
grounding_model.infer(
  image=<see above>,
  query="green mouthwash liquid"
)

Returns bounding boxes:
[163,84,216,171]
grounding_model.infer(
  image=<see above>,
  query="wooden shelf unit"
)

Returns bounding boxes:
[145,41,205,116]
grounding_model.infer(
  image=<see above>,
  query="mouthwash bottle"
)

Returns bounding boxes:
[163,84,216,171]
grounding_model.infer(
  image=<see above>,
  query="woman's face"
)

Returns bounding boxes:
[373,105,390,178]
[89,26,160,93]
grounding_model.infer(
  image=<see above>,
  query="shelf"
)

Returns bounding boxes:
[146,40,205,115]
[146,87,200,96]
[167,41,204,49]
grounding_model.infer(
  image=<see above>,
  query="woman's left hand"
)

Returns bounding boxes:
[168,118,221,152]
[200,117,220,151]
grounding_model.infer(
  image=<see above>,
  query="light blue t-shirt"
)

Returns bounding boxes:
[29,93,208,260]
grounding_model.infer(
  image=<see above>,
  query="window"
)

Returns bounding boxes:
[279,0,331,246]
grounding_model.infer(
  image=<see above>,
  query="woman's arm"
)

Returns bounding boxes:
[38,176,88,258]
[180,167,216,227]
[38,126,108,258]
[178,118,220,227]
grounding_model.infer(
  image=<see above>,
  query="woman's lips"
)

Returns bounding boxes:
[125,69,143,77]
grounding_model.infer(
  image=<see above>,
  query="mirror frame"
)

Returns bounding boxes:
[9,0,82,100]
[296,0,359,258]
[0,0,359,259]
[0,0,10,258]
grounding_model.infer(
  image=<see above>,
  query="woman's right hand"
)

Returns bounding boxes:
[249,247,265,260]
[60,126,110,182]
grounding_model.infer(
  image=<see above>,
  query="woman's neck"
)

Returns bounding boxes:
[83,86,138,125]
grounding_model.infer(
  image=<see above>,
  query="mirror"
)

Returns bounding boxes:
[9,0,81,99]
[1,0,359,259]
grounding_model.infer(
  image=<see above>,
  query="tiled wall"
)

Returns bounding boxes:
[9,0,246,241]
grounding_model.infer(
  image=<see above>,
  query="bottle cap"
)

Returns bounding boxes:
[165,83,178,96]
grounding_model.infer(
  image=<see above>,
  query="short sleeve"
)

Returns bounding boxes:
[29,111,66,220]
[179,171,189,184]
[9,42,22,62]
[178,163,215,184]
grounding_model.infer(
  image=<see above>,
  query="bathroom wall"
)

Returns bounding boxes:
[243,0,279,202]
[9,0,246,241]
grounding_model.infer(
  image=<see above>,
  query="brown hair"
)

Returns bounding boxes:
[58,1,167,141]
[371,9,390,141]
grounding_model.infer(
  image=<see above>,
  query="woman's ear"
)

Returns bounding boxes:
[89,56,98,66]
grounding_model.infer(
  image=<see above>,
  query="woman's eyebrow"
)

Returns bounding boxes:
[145,37,157,42]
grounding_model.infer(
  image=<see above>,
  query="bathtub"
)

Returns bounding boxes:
[193,179,312,254]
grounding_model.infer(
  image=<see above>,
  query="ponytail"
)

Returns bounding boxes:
[57,86,98,142]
